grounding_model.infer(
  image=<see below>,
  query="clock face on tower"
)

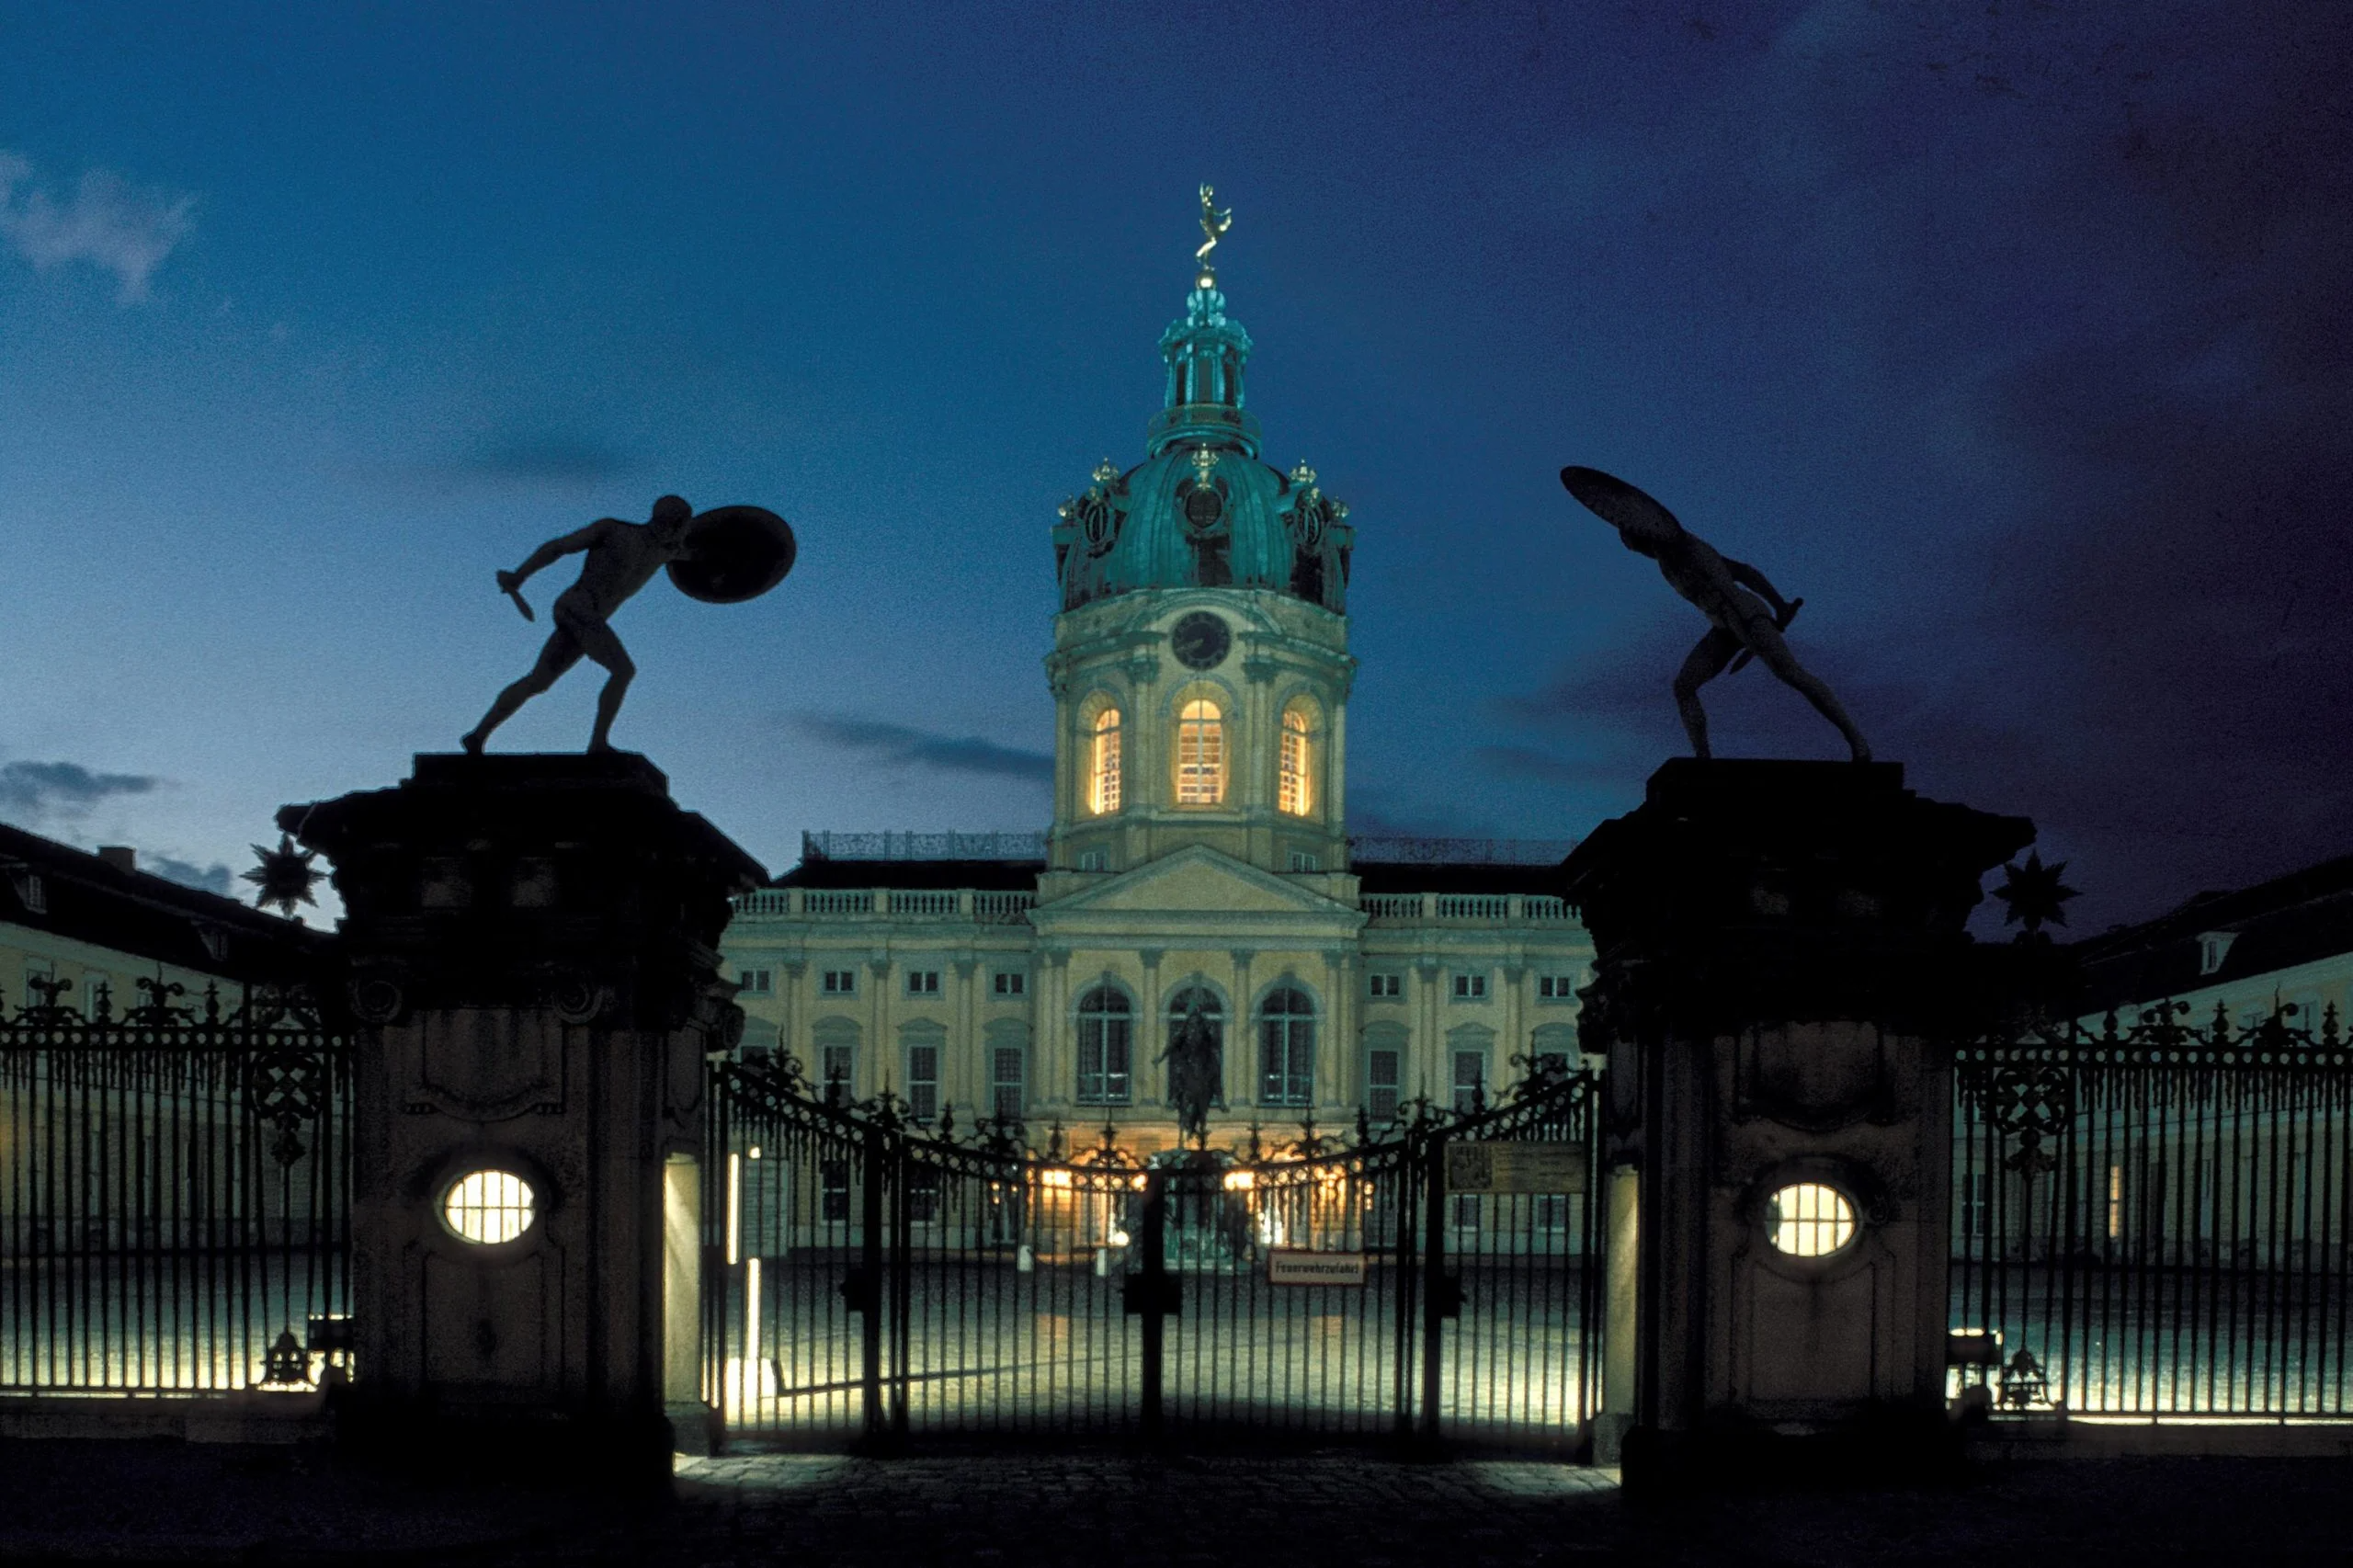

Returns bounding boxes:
[1171,611,1231,671]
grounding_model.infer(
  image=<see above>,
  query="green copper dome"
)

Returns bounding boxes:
[1055,278,1354,615]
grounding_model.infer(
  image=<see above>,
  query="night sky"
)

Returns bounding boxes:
[1,3,2346,935]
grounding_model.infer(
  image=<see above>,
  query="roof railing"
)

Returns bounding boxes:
[802,830,1047,863]
[1345,835,1577,866]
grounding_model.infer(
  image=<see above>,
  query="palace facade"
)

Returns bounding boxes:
[721,240,1591,1154]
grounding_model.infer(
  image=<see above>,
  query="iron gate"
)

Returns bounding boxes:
[1953,1003,2353,1417]
[0,978,352,1395]
[704,1057,1602,1453]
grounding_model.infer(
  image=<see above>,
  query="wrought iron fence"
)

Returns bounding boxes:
[704,1057,1602,1454]
[0,978,351,1396]
[1953,1003,2353,1418]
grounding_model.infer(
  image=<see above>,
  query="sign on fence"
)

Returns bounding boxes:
[1445,1142,1586,1195]
[1267,1249,1369,1287]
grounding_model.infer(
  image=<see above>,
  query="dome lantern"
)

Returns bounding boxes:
[1051,187,1354,616]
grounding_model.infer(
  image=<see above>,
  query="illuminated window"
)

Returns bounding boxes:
[1176,699,1225,804]
[1279,704,1313,815]
[1766,1182,1857,1257]
[2108,1164,2122,1241]
[1076,986,1132,1104]
[1089,708,1123,813]
[443,1170,535,1244]
[1257,987,1315,1107]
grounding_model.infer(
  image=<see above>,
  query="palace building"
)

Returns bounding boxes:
[2,824,325,1015]
[721,220,1591,1153]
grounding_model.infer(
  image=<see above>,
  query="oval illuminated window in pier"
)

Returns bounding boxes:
[443,1169,536,1244]
[1766,1182,1856,1257]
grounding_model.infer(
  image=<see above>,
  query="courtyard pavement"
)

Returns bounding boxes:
[1,1441,2351,1565]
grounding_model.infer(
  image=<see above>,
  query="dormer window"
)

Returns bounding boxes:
[1176,699,1226,805]
[1089,707,1123,814]
[2198,931,2238,977]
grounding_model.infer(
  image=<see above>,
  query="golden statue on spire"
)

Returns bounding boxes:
[1195,183,1232,289]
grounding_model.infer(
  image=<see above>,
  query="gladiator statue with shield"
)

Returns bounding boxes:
[462,494,795,755]
[1561,465,1870,763]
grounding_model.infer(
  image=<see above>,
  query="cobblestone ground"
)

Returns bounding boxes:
[4,1443,2352,1565]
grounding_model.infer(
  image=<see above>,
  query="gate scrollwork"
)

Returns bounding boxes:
[1989,1063,2073,1176]
[244,1048,330,1165]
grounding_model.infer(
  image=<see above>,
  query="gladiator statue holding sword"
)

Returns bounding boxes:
[461,494,795,756]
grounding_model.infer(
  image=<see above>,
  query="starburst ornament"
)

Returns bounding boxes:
[243,835,324,918]
[1993,851,2081,937]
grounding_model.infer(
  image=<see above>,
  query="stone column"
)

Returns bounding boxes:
[953,955,980,1115]
[1040,949,1071,1119]
[1564,758,2028,1488]
[1228,948,1255,1111]
[1321,947,1352,1115]
[287,753,764,1480]
[1137,948,1164,1105]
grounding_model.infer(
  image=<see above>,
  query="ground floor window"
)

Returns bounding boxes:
[1451,1049,1485,1115]
[1076,986,1132,1104]
[906,1039,940,1122]
[1366,1044,1402,1123]
[992,1043,1025,1120]
[820,1158,850,1225]
[1258,987,1314,1107]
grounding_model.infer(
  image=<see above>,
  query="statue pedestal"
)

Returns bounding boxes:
[284,754,764,1482]
[1565,759,2029,1490]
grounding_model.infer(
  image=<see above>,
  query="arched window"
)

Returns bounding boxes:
[1075,985,1131,1105]
[1088,707,1123,814]
[1278,702,1314,816]
[1259,987,1315,1107]
[1176,699,1225,805]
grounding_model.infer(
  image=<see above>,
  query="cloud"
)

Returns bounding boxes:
[0,151,196,302]
[454,434,632,483]
[1472,744,1638,787]
[364,429,636,494]
[0,760,161,824]
[145,855,234,896]
[792,713,1053,784]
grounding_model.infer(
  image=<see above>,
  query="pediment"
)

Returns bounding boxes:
[1032,844,1354,923]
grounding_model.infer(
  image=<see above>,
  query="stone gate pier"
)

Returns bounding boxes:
[1566,758,2029,1487]
[283,753,764,1480]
